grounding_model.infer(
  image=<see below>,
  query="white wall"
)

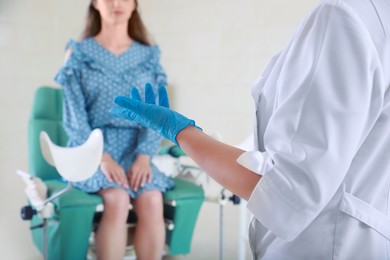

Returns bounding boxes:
[0,1,318,259]
[141,0,318,144]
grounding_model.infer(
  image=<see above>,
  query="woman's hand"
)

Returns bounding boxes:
[128,154,152,192]
[100,152,129,188]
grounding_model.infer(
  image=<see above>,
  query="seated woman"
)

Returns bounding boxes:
[54,0,174,259]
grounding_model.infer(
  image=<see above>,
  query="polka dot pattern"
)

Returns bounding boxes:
[54,38,174,198]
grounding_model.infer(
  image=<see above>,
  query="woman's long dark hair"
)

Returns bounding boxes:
[81,0,151,46]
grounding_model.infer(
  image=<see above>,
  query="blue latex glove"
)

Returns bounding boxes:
[110,83,200,146]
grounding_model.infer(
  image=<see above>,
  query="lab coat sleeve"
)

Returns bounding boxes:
[247,2,384,241]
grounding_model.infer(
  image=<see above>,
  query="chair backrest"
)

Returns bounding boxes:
[28,86,68,180]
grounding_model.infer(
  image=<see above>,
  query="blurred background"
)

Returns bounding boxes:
[0,0,317,259]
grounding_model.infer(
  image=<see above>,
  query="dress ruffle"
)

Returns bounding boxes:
[72,164,175,199]
[56,39,162,88]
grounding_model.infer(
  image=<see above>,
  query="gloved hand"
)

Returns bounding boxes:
[110,83,200,146]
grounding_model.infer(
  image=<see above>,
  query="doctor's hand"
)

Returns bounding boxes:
[128,154,152,192]
[110,83,201,146]
[100,152,129,188]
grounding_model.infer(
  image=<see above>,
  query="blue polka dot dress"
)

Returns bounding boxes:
[55,38,175,198]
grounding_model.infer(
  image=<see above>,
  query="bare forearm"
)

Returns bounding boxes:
[176,126,261,200]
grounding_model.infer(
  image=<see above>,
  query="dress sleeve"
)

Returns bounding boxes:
[135,46,166,156]
[246,2,384,241]
[153,45,168,86]
[54,40,92,146]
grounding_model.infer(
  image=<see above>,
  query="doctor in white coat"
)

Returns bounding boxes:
[111,0,390,258]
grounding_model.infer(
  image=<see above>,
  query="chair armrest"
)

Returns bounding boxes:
[159,145,187,157]
[164,178,204,202]
[44,180,102,210]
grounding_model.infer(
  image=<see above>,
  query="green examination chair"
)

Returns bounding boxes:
[27,86,205,260]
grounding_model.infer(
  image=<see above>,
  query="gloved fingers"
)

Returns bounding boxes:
[114,96,139,109]
[111,95,142,120]
[110,107,137,120]
[158,85,170,108]
[130,87,142,101]
[145,83,156,104]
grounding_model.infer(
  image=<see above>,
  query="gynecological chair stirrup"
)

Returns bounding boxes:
[19,129,104,260]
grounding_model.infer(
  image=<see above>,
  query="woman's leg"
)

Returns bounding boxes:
[96,188,130,260]
[133,190,165,260]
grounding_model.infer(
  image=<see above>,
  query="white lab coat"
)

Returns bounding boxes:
[238,0,390,259]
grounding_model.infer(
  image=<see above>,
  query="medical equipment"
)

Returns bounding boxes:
[21,86,205,260]
[17,170,47,212]
[19,129,104,260]
[207,188,241,260]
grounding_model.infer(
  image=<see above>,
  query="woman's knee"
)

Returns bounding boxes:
[135,190,163,218]
[99,188,130,218]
